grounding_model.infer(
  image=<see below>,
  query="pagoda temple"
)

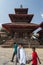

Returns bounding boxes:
[2,5,40,47]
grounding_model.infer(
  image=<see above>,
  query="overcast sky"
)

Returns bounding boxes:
[0,0,43,27]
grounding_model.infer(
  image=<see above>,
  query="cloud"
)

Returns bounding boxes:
[41,14,43,18]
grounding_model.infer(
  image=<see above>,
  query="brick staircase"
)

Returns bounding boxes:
[29,39,40,47]
[1,37,40,48]
[23,38,40,48]
[1,38,14,48]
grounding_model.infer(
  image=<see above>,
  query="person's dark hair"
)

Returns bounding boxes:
[14,42,16,44]
[32,47,35,49]
[18,43,23,46]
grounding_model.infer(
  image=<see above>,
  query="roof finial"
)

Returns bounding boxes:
[20,4,23,8]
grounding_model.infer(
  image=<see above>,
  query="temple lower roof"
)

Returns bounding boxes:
[2,23,39,33]
[40,22,43,28]
[37,30,43,34]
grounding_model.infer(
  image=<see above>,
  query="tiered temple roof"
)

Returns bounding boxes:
[2,7,39,34]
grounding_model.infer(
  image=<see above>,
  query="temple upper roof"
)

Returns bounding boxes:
[9,14,34,23]
[15,8,28,14]
[9,6,34,23]
[15,5,28,14]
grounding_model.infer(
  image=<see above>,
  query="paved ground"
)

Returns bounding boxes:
[0,47,43,65]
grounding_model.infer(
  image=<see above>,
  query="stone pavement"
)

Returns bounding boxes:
[0,47,43,65]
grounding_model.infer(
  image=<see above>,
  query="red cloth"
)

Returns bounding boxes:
[32,52,38,65]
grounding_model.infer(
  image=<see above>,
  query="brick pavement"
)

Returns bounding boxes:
[0,48,43,65]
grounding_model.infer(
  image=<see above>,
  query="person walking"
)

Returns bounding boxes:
[28,47,41,65]
[11,42,18,62]
[18,43,26,65]
[16,46,20,61]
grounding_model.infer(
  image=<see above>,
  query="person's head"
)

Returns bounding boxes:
[32,47,36,52]
[14,42,17,44]
[18,43,23,49]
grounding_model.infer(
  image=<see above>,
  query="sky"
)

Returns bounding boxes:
[0,0,43,28]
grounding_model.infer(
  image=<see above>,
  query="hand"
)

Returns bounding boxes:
[39,61,41,64]
[26,60,31,64]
